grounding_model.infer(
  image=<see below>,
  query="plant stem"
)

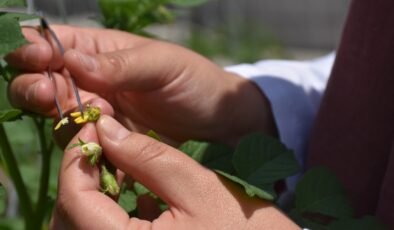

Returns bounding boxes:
[0,124,33,226]
[33,118,53,228]
[0,64,8,82]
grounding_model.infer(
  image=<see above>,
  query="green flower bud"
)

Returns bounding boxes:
[100,165,120,196]
[81,142,102,166]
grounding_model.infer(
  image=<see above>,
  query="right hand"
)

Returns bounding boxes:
[51,115,297,230]
[6,25,277,145]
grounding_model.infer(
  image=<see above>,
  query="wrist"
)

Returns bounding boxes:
[220,71,278,145]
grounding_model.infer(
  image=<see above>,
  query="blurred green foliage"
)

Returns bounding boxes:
[0,79,62,228]
[99,0,208,36]
[187,24,287,63]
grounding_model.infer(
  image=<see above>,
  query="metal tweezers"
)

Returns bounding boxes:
[0,7,84,119]
[39,17,84,119]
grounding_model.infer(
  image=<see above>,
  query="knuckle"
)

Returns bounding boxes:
[106,52,130,72]
[131,135,169,166]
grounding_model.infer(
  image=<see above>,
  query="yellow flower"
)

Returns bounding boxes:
[70,105,101,124]
[54,117,69,130]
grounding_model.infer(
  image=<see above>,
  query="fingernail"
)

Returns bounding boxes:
[98,115,129,141]
[76,51,98,72]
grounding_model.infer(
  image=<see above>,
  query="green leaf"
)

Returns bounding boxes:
[295,167,354,219]
[0,0,26,7]
[0,12,38,22]
[0,14,27,56]
[178,140,233,172]
[0,109,22,123]
[215,170,274,200]
[168,0,208,7]
[118,188,137,213]
[329,216,387,230]
[232,133,299,191]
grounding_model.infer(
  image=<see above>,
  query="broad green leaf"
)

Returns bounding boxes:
[0,109,22,123]
[178,140,233,172]
[168,0,208,7]
[233,133,300,188]
[118,189,137,213]
[0,0,25,7]
[215,170,274,200]
[0,12,37,22]
[329,216,387,230]
[295,167,353,219]
[0,14,27,56]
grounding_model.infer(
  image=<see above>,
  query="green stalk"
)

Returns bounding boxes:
[33,118,53,229]
[0,64,8,82]
[0,124,33,226]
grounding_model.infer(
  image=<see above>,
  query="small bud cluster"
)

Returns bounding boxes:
[65,105,120,196]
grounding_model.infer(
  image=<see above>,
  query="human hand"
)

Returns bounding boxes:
[51,115,297,230]
[7,25,277,145]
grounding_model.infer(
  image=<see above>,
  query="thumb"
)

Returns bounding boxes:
[96,115,215,213]
[63,46,182,93]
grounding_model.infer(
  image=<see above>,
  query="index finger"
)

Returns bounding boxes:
[5,26,53,71]
[6,25,149,72]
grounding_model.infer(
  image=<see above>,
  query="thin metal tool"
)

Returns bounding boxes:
[1,7,85,119]
[39,17,85,119]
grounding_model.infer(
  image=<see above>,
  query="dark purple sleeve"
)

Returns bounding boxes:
[307,0,394,227]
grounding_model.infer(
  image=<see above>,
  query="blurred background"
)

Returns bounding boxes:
[32,0,351,63]
[0,0,351,227]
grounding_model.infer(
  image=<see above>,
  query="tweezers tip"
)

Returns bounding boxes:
[40,17,49,29]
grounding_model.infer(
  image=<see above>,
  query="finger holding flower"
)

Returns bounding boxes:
[51,116,299,229]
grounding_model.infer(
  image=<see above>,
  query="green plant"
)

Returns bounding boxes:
[99,0,208,36]
[187,24,288,63]
[0,0,389,229]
